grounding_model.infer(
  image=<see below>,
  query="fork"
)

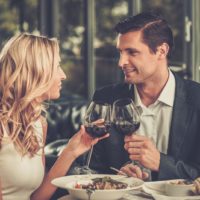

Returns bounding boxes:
[110,167,129,177]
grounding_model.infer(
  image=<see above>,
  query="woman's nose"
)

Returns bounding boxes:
[60,68,66,80]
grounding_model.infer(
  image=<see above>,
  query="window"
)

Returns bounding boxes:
[95,0,129,88]
[0,0,39,48]
[59,0,86,97]
[141,0,188,78]
[53,0,194,99]
[0,0,196,98]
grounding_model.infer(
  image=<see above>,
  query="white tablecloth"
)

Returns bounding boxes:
[57,190,152,200]
[58,191,200,200]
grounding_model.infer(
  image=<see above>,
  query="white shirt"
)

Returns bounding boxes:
[134,70,175,153]
[0,120,45,200]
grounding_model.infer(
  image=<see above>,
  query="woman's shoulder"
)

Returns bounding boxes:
[34,117,47,145]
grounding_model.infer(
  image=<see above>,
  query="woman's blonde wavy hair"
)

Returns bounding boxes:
[0,32,60,156]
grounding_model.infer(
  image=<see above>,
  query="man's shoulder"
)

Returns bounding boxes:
[180,77,200,106]
[95,82,129,93]
[183,78,200,95]
[93,82,131,103]
[175,73,200,93]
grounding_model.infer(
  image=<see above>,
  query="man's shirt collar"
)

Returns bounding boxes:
[134,70,175,108]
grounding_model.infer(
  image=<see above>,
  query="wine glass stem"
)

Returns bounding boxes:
[133,161,151,180]
[86,145,94,168]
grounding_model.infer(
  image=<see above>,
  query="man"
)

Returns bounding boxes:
[89,11,200,181]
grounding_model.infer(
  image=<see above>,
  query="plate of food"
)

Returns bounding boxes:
[142,178,200,200]
[52,174,144,200]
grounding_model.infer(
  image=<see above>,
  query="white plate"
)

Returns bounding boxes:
[52,174,144,200]
[142,181,200,200]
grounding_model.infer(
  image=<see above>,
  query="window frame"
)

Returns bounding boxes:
[39,0,196,100]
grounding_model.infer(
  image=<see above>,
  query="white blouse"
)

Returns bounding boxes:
[0,120,45,200]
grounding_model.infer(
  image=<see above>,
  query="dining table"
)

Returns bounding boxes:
[57,187,200,200]
[57,190,152,200]
[52,174,200,200]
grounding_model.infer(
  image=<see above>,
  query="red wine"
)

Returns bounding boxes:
[114,121,140,135]
[85,124,111,138]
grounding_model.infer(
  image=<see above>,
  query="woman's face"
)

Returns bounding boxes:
[40,55,66,101]
[48,65,66,100]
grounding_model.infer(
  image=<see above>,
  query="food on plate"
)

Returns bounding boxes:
[169,177,200,196]
[165,179,194,196]
[165,178,200,196]
[192,177,200,195]
[75,176,128,190]
[169,179,193,185]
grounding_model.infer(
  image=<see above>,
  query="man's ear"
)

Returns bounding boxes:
[157,43,169,59]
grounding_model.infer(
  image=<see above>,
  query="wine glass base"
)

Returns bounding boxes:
[133,161,151,181]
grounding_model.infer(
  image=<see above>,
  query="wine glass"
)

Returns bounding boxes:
[74,101,112,174]
[112,98,140,136]
[112,98,151,179]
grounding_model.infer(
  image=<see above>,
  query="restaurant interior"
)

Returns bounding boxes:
[1,0,200,199]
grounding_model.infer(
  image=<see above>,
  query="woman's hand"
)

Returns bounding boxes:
[120,163,149,180]
[31,124,109,200]
[65,125,109,159]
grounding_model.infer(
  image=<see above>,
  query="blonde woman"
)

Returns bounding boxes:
[0,33,109,200]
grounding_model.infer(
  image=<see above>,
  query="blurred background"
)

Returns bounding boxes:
[1,1,200,198]
[1,0,200,101]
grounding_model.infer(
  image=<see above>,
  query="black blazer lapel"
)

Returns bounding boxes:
[168,74,193,157]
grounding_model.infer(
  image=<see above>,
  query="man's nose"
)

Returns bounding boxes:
[118,54,129,68]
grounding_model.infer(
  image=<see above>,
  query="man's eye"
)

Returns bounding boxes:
[128,50,137,56]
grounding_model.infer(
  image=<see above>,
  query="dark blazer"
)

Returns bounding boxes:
[90,73,200,180]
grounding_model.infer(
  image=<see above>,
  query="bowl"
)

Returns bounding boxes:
[165,179,194,196]
[52,174,144,200]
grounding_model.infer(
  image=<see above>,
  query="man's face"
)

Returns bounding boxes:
[116,30,162,84]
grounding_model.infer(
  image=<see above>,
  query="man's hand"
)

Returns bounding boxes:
[124,134,160,171]
[120,163,149,180]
